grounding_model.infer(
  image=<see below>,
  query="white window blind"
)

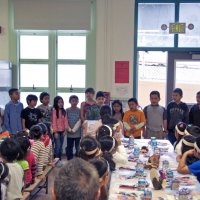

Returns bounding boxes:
[13,0,91,30]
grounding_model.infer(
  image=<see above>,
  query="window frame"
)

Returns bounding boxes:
[134,0,200,99]
[56,32,87,94]
[17,30,88,104]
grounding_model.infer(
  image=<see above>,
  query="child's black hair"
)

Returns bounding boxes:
[128,97,138,105]
[96,125,113,141]
[99,136,118,153]
[37,123,48,135]
[99,136,117,171]
[102,151,115,171]
[26,94,38,105]
[29,125,43,140]
[101,114,119,131]
[39,92,50,103]
[150,91,160,99]
[8,88,18,96]
[0,138,20,162]
[90,157,109,179]
[182,135,198,165]
[0,162,9,199]
[96,91,105,99]
[85,87,95,94]
[197,91,200,96]
[111,100,124,118]
[100,105,112,119]
[15,134,31,160]
[173,88,183,97]
[69,95,79,102]
[53,96,66,118]
[185,125,200,138]
[181,135,195,154]
[79,136,101,161]
[174,122,187,149]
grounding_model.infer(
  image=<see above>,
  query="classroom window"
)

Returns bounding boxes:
[138,3,175,47]
[18,31,87,104]
[20,64,49,87]
[57,64,86,88]
[175,61,200,103]
[57,36,86,60]
[20,35,49,59]
[179,3,200,47]
[138,51,167,108]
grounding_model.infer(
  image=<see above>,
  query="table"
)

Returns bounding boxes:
[109,139,200,200]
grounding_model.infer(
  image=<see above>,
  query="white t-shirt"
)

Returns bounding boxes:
[6,162,24,200]
[113,145,128,165]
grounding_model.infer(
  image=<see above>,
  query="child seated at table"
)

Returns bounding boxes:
[38,123,53,167]
[177,137,200,183]
[185,125,200,138]
[99,135,128,166]
[101,114,123,139]
[79,136,102,161]
[0,138,24,200]
[176,135,197,164]
[29,125,46,178]
[96,125,113,140]
[15,134,30,187]
[174,122,187,155]
[15,131,36,187]
[0,162,9,200]
[90,157,110,200]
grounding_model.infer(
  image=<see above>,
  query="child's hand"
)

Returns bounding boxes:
[130,126,136,133]
[63,131,67,136]
[50,162,56,168]
[114,134,121,145]
[185,149,195,156]
[54,132,58,139]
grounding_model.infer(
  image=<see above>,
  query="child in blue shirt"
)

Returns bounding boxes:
[177,137,200,183]
[4,88,23,134]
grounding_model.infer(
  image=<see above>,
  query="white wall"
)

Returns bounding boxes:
[0,0,9,60]
[96,0,134,99]
[0,0,135,99]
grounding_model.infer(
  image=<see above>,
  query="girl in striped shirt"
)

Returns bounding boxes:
[38,123,53,167]
[29,125,46,178]
[52,96,68,160]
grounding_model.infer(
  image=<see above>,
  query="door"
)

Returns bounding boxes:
[167,52,200,105]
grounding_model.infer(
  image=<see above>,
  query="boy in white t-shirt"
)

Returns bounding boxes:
[0,138,24,200]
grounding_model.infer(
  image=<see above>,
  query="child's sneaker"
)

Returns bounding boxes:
[56,160,63,168]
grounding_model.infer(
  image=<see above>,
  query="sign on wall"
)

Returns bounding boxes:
[115,61,129,83]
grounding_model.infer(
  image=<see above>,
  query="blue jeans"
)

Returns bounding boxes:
[168,129,177,145]
[54,131,64,160]
[66,137,81,160]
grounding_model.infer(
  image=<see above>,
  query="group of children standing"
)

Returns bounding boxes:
[0,87,200,199]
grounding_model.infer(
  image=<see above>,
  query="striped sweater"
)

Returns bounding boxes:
[31,140,46,176]
[44,140,53,166]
